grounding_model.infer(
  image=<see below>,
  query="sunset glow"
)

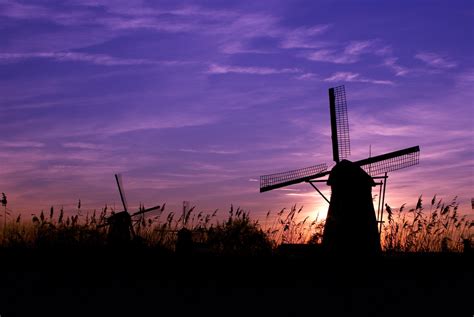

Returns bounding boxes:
[0,1,473,221]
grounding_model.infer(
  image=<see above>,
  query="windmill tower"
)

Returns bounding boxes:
[260,85,420,254]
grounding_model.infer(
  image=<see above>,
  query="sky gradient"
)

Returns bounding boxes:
[1,0,473,221]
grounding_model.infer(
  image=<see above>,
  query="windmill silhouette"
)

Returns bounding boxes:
[98,174,161,245]
[260,85,420,254]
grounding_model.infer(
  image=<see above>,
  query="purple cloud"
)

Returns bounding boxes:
[383,57,409,76]
[415,52,457,69]
[324,72,394,85]
[279,25,331,49]
[0,52,172,66]
[306,49,358,64]
[207,64,301,75]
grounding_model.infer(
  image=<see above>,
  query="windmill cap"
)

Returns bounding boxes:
[327,160,375,187]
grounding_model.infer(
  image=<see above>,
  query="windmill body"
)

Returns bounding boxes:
[323,160,381,254]
[107,211,133,244]
[259,85,420,254]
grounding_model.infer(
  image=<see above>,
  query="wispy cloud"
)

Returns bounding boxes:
[279,25,331,49]
[455,68,474,91]
[306,49,357,64]
[219,22,330,55]
[62,142,100,150]
[285,192,318,197]
[179,148,241,155]
[0,141,45,148]
[219,41,273,54]
[324,72,394,85]
[414,52,457,69]
[98,114,219,136]
[295,72,318,80]
[1,1,76,23]
[344,40,376,55]
[305,40,380,64]
[221,13,281,38]
[1,0,324,57]
[303,39,412,79]
[207,64,301,75]
[0,52,185,66]
[349,113,418,139]
[383,57,409,76]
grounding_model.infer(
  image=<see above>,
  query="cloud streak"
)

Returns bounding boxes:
[279,25,331,49]
[0,52,186,66]
[305,40,382,64]
[207,64,301,75]
[415,52,457,69]
[383,57,409,76]
[324,72,394,85]
[0,141,45,148]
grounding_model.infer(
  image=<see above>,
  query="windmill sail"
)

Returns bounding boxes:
[115,174,129,212]
[356,146,420,176]
[260,163,328,192]
[329,85,350,163]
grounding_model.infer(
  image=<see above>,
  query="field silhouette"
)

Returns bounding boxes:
[0,196,472,317]
[1,195,471,252]
[0,174,472,317]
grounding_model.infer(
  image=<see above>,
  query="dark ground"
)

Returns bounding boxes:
[0,248,472,317]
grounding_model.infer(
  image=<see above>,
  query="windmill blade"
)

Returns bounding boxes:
[260,164,328,192]
[130,205,161,217]
[329,85,350,162]
[355,146,420,176]
[115,174,128,212]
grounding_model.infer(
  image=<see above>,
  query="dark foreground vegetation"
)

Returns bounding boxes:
[1,196,472,252]
[0,248,472,317]
[0,196,472,316]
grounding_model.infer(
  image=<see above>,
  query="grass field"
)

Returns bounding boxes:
[0,195,472,316]
[1,195,472,253]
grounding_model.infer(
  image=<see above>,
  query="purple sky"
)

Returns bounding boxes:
[1,0,473,221]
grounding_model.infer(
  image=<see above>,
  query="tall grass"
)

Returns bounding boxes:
[262,205,325,245]
[1,195,472,252]
[2,205,109,248]
[383,195,472,252]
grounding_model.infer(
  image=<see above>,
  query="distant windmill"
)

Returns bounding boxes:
[260,85,420,254]
[99,174,161,245]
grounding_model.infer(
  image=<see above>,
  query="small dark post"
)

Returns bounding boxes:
[176,228,193,255]
[463,239,472,254]
[1,193,7,241]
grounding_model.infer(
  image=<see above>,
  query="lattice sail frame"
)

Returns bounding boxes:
[356,146,420,176]
[329,85,350,162]
[260,163,327,192]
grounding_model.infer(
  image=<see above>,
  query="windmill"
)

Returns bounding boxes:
[260,85,420,253]
[99,174,161,245]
